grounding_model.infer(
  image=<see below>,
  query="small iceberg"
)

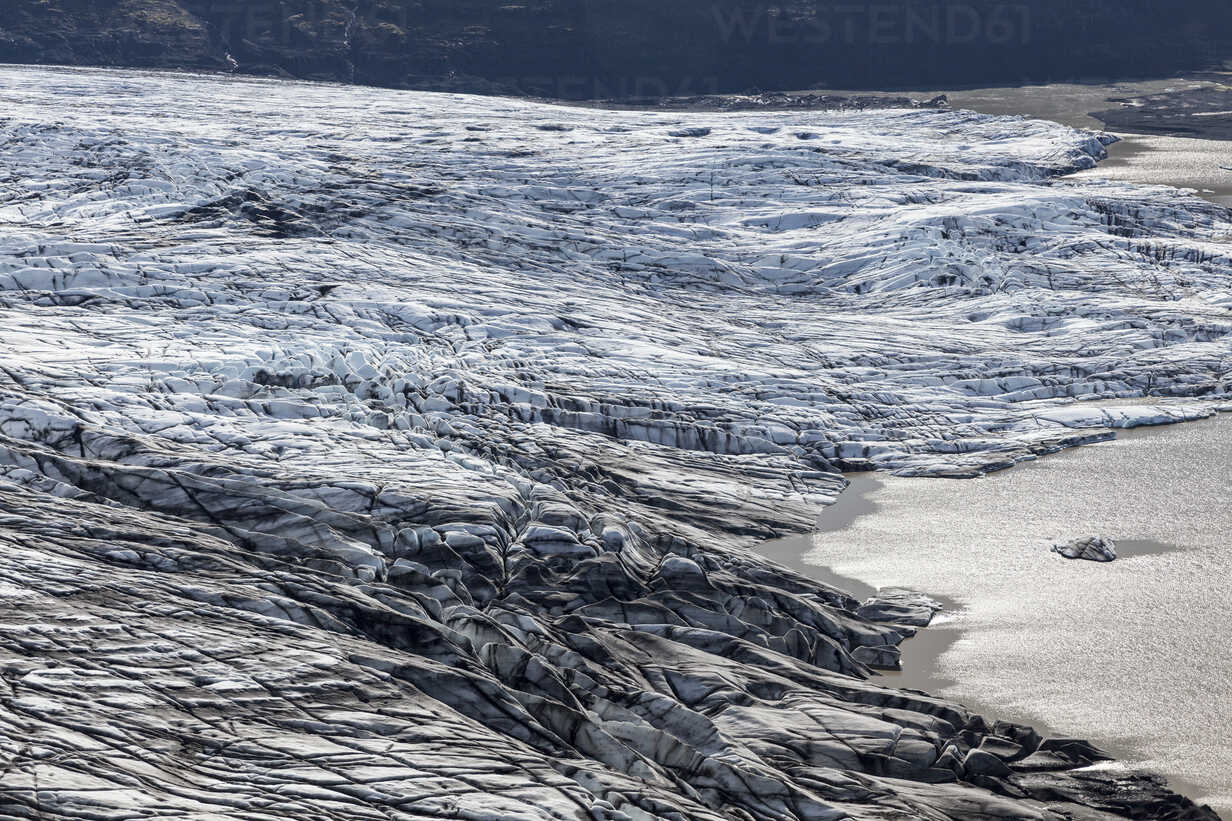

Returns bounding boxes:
[1052,536,1118,562]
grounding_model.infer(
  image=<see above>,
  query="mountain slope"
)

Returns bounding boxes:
[1,0,1230,97]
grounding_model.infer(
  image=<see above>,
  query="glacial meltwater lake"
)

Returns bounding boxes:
[760,409,1232,813]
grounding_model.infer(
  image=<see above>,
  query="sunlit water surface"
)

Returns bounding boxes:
[763,412,1231,813]
[1074,135,1232,207]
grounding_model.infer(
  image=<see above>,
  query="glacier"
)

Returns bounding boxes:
[0,65,1228,820]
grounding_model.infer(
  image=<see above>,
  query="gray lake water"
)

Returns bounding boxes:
[760,410,1232,813]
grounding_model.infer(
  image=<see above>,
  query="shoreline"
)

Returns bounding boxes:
[897,78,1232,205]
[753,406,1230,815]
[3,64,1228,821]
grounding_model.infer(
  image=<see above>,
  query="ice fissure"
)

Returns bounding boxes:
[0,67,1226,820]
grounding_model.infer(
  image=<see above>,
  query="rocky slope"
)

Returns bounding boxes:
[0,65,1228,820]
[1,0,1230,97]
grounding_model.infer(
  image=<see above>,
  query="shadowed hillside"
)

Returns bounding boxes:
[1,1,1230,100]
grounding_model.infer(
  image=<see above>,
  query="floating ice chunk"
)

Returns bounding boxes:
[1051,536,1118,562]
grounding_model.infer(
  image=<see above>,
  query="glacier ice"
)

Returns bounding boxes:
[0,65,1227,820]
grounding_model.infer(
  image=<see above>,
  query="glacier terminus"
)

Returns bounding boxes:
[0,66,1228,820]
